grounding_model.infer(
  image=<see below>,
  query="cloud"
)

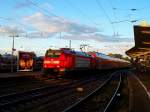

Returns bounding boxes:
[23,12,133,43]
[99,42,135,55]
[0,17,13,21]
[23,12,99,34]
[40,3,53,11]
[26,31,57,38]
[63,33,133,43]
[14,1,32,9]
[14,1,53,11]
[0,25,24,35]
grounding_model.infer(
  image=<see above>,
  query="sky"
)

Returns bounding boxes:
[0,0,149,56]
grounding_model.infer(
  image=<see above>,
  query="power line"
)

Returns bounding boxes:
[107,0,120,36]
[95,0,115,36]
[107,0,118,23]
[0,16,50,38]
[26,0,64,21]
[25,0,72,37]
[0,16,37,32]
[26,0,78,26]
[111,18,144,24]
[0,17,25,27]
[26,0,103,39]
[65,0,99,26]
[110,7,149,12]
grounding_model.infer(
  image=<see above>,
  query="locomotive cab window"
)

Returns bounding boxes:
[45,50,61,58]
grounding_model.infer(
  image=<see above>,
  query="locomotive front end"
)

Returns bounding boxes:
[43,49,66,75]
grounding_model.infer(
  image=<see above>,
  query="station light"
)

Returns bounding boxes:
[140,20,149,27]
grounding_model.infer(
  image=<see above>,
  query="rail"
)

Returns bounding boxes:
[0,76,101,109]
[63,72,122,112]
[104,73,122,112]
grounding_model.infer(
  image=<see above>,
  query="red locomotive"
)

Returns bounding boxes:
[43,48,129,76]
[43,48,92,75]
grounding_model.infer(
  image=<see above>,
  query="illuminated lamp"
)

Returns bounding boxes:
[53,61,60,64]
[59,68,65,71]
[140,20,149,27]
[44,60,51,64]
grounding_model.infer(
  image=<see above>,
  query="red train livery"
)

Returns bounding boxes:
[43,48,129,75]
[89,52,128,70]
[43,48,92,74]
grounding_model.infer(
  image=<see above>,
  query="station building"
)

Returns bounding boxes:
[126,23,150,72]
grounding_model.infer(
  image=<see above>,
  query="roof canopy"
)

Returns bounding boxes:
[126,25,150,57]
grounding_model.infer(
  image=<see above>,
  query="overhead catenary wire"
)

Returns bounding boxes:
[0,17,27,28]
[95,0,115,36]
[0,16,49,38]
[107,0,118,20]
[26,0,106,43]
[111,19,144,24]
[25,0,71,38]
[0,17,27,36]
[110,6,150,12]
[26,0,96,38]
[27,0,98,27]
[108,4,150,22]
[26,0,65,21]
[107,0,120,36]
[65,0,99,26]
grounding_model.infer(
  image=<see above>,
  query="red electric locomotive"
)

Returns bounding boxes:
[43,48,92,75]
[43,48,129,76]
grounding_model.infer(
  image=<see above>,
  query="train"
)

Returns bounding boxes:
[0,54,17,71]
[0,54,43,72]
[43,48,129,75]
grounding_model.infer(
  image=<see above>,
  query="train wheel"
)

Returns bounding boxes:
[43,69,49,76]
[58,71,65,77]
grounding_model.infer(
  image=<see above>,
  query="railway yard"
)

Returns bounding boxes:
[1,0,150,111]
[1,25,150,111]
[0,69,149,112]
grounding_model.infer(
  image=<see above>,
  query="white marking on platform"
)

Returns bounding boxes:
[134,75,150,99]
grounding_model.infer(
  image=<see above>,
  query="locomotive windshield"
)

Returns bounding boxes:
[45,50,61,58]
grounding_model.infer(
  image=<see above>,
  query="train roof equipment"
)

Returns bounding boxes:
[46,48,91,57]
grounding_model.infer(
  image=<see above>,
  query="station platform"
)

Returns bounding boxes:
[127,70,150,112]
[0,71,42,78]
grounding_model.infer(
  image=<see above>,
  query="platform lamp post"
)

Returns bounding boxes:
[9,34,19,73]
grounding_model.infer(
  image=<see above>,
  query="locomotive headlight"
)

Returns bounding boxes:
[44,60,60,64]
[53,61,60,64]
[44,60,51,64]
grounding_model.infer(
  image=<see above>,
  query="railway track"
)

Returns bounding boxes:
[0,74,107,112]
[0,72,89,96]
[63,72,122,112]
[0,76,66,96]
